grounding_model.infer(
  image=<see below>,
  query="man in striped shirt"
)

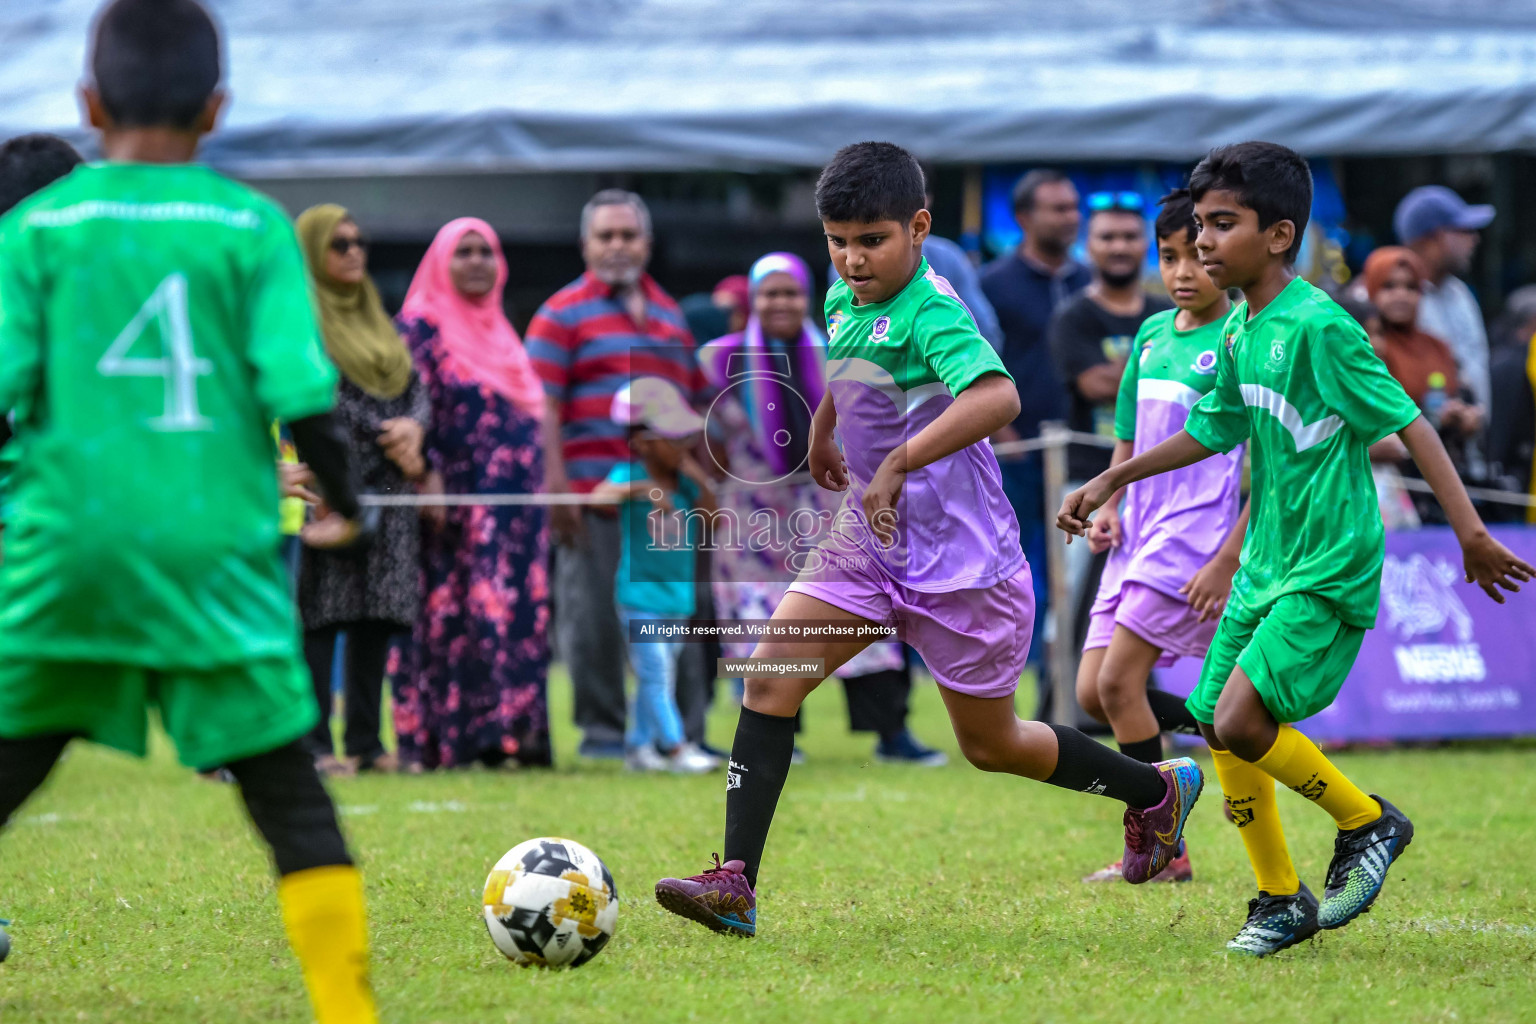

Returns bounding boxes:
[526,190,703,758]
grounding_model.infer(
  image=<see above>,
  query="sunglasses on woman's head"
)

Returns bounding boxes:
[1086,191,1145,213]
[329,236,369,255]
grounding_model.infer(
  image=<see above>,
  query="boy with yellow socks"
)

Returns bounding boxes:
[1059,141,1532,956]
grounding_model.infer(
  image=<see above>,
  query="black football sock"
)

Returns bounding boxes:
[722,706,797,888]
[1117,735,1165,766]
[0,733,71,825]
[1045,724,1167,809]
[226,741,352,875]
[1146,689,1200,734]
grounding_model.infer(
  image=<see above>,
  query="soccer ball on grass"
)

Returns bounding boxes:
[482,837,618,968]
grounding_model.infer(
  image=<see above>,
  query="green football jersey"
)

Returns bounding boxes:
[0,162,336,667]
[1184,276,1420,627]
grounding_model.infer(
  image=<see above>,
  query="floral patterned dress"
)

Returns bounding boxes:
[390,316,552,768]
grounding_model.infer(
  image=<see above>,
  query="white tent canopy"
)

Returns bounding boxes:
[4,0,1536,176]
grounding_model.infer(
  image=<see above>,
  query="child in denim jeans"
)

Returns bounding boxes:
[596,378,720,774]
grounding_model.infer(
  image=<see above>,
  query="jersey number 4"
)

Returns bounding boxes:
[97,272,213,432]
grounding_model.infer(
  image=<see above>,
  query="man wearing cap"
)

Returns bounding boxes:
[1395,185,1496,409]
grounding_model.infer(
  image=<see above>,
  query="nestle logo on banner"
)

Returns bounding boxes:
[1381,554,1484,684]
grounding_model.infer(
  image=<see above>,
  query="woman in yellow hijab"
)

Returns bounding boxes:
[297,204,413,399]
[294,204,429,776]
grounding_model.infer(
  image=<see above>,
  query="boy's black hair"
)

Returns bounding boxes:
[1188,142,1312,263]
[91,0,221,131]
[0,134,84,216]
[815,142,926,225]
[1012,169,1070,215]
[1153,188,1197,245]
[917,160,937,202]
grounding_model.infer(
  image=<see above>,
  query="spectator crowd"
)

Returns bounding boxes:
[242,174,1536,775]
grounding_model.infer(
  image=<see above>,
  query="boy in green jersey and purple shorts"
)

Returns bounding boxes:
[0,3,379,1020]
[655,142,1205,938]
[1059,142,1533,957]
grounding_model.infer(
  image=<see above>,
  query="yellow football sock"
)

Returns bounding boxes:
[1211,748,1299,896]
[1253,724,1381,831]
[278,865,378,1024]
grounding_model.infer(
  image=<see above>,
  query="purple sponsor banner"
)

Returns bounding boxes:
[1159,526,1536,742]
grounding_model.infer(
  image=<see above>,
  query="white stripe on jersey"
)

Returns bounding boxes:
[1239,383,1344,452]
[1137,377,1204,410]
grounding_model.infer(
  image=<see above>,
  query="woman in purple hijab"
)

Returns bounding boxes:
[699,253,945,765]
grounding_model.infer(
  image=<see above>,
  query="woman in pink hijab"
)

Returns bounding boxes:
[390,218,555,770]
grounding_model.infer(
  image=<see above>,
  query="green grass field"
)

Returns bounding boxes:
[3,668,1534,1024]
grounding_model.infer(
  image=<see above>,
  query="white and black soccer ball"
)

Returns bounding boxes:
[482,837,618,968]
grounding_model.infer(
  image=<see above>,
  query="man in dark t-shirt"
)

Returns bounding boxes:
[1049,194,1171,480]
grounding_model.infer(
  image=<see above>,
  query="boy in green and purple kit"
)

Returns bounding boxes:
[1059,141,1533,957]
[654,142,1205,939]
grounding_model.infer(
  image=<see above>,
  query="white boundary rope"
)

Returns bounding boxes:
[1394,476,1536,509]
[361,492,617,507]
[355,431,1536,510]
[356,433,1118,508]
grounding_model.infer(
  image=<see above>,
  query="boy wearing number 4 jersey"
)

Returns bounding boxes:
[1059,142,1533,957]
[1077,189,1250,885]
[0,2,378,1021]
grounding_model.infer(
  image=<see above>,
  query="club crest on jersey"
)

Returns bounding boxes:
[1267,339,1286,368]
[1192,349,1218,375]
[828,310,848,339]
[1223,327,1238,355]
[871,315,891,340]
